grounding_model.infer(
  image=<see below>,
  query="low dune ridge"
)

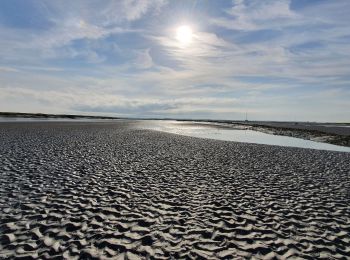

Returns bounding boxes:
[0,122,349,259]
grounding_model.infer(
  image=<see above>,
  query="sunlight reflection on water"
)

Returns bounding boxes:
[138,120,350,153]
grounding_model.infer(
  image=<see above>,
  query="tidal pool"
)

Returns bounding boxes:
[139,120,350,153]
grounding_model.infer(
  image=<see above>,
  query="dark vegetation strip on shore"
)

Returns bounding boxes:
[0,112,121,120]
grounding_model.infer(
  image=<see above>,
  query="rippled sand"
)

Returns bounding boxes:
[0,122,349,259]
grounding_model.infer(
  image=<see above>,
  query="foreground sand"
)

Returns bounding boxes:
[0,121,349,259]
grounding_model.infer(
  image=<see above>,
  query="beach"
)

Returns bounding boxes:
[0,121,349,259]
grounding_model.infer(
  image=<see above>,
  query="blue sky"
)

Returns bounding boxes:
[0,0,349,121]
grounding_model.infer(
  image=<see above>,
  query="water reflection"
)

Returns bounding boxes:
[138,120,350,153]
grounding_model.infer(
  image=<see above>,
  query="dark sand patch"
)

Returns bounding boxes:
[0,122,349,259]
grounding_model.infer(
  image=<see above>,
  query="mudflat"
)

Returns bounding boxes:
[0,121,349,259]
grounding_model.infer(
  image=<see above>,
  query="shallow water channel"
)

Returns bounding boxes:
[139,120,350,153]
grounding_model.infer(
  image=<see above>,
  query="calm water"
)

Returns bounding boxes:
[139,120,350,153]
[1,118,349,152]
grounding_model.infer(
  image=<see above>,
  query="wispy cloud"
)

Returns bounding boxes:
[133,49,154,69]
[211,0,298,31]
[0,0,349,121]
[0,66,19,73]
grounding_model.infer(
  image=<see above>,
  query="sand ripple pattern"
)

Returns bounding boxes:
[0,122,350,259]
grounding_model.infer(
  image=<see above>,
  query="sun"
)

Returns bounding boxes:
[176,25,193,45]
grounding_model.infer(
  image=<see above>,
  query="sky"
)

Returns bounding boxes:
[0,0,349,122]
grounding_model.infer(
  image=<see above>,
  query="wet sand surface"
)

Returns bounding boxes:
[237,121,350,147]
[0,122,350,259]
[252,122,350,136]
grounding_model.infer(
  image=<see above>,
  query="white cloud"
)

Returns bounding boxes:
[134,49,154,69]
[0,0,168,56]
[211,0,298,31]
[0,84,239,117]
[0,66,19,73]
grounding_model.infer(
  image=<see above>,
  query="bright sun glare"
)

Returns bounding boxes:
[176,25,193,45]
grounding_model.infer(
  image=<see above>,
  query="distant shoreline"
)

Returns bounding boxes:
[0,112,121,120]
[1,111,349,147]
